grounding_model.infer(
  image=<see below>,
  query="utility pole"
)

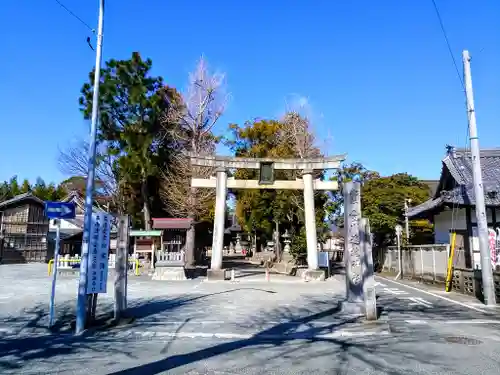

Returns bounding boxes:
[76,0,105,334]
[395,224,403,280]
[404,199,411,245]
[462,50,496,306]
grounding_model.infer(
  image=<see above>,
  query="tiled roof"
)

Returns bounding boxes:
[408,148,500,218]
[65,215,85,229]
[421,180,440,197]
[0,192,44,209]
[61,190,107,213]
[444,148,500,185]
[152,218,193,230]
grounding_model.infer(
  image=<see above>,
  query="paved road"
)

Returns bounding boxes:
[375,275,500,345]
[1,265,500,374]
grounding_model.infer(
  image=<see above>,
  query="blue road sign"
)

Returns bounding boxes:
[45,201,76,220]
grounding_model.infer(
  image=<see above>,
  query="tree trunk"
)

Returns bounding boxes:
[184,183,197,268]
[141,179,151,230]
[184,140,198,268]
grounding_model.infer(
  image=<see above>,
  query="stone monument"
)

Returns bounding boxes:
[342,181,377,318]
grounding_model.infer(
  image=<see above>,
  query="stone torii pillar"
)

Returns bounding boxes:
[189,154,345,280]
[211,167,227,273]
[302,169,318,270]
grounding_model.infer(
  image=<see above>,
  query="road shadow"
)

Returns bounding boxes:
[1,281,494,374]
[0,286,279,371]
[104,295,463,375]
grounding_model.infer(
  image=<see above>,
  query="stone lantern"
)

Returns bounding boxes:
[282,229,291,253]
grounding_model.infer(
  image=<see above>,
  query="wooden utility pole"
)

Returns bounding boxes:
[462,50,496,306]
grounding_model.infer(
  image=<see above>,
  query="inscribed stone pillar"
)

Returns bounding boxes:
[211,167,227,270]
[343,181,364,307]
[302,170,319,270]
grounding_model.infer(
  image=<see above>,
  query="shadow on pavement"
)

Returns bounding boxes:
[1,281,498,374]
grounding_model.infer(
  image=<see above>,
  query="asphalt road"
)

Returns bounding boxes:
[1,265,500,374]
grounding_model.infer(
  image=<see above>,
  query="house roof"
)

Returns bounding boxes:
[0,192,44,209]
[421,180,440,197]
[408,148,500,218]
[152,218,193,230]
[224,223,242,234]
[61,190,107,213]
[65,215,85,229]
[130,230,162,237]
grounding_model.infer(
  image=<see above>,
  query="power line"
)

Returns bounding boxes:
[430,0,463,88]
[53,0,95,33]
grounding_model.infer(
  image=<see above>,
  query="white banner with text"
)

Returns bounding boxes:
[86,212,112,294]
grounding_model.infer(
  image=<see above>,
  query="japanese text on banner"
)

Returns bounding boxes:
[86,212,111,294]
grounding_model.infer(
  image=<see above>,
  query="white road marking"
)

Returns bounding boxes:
[442,320,500,325]
[404,297,433,308]
[121,330,390,340]
[382,287,408,295]
[405,319,500,325]
[376,275,489,313]
[374,282,387,287]
[405,320,429,325]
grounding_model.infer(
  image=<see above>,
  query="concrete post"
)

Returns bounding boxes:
[342,181,364,314]
[114,215,130,321]
[302,170,318,270]
[361,218,377,320]
[211,167,227,271]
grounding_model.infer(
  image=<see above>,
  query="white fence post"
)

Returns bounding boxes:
[420,248,424,281]
[432,246,436,282]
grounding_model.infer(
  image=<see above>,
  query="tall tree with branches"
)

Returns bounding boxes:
[277,107,330,258]
[78,52,177,227]
[160,57,228,266]
[58,140,124,212]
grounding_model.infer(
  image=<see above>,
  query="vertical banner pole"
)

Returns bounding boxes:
[445,232,457,292]
[49,219,61,328]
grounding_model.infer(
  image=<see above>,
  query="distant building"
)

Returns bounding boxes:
[408,147,500,268]
[47,191,116,257]
[0,193,49,263]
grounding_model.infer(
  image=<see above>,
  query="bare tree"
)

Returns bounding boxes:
[278,102,322,210]
[279,111,321,160]
[58,140,125,213]
[160,56,229,267]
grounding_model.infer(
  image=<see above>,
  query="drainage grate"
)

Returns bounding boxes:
[444,336,483,346]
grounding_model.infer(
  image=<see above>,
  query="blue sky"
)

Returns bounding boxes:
[2,1,500,185]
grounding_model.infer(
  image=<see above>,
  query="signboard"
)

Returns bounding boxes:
[471,227,500,269]
[259,162,274,185]
[86,212,112,294]
[318,252,329,268]
[497,229,500,268]
[488,229,496,268]
[45,201,76,219]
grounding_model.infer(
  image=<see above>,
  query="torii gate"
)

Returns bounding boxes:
[190,154,345,280]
